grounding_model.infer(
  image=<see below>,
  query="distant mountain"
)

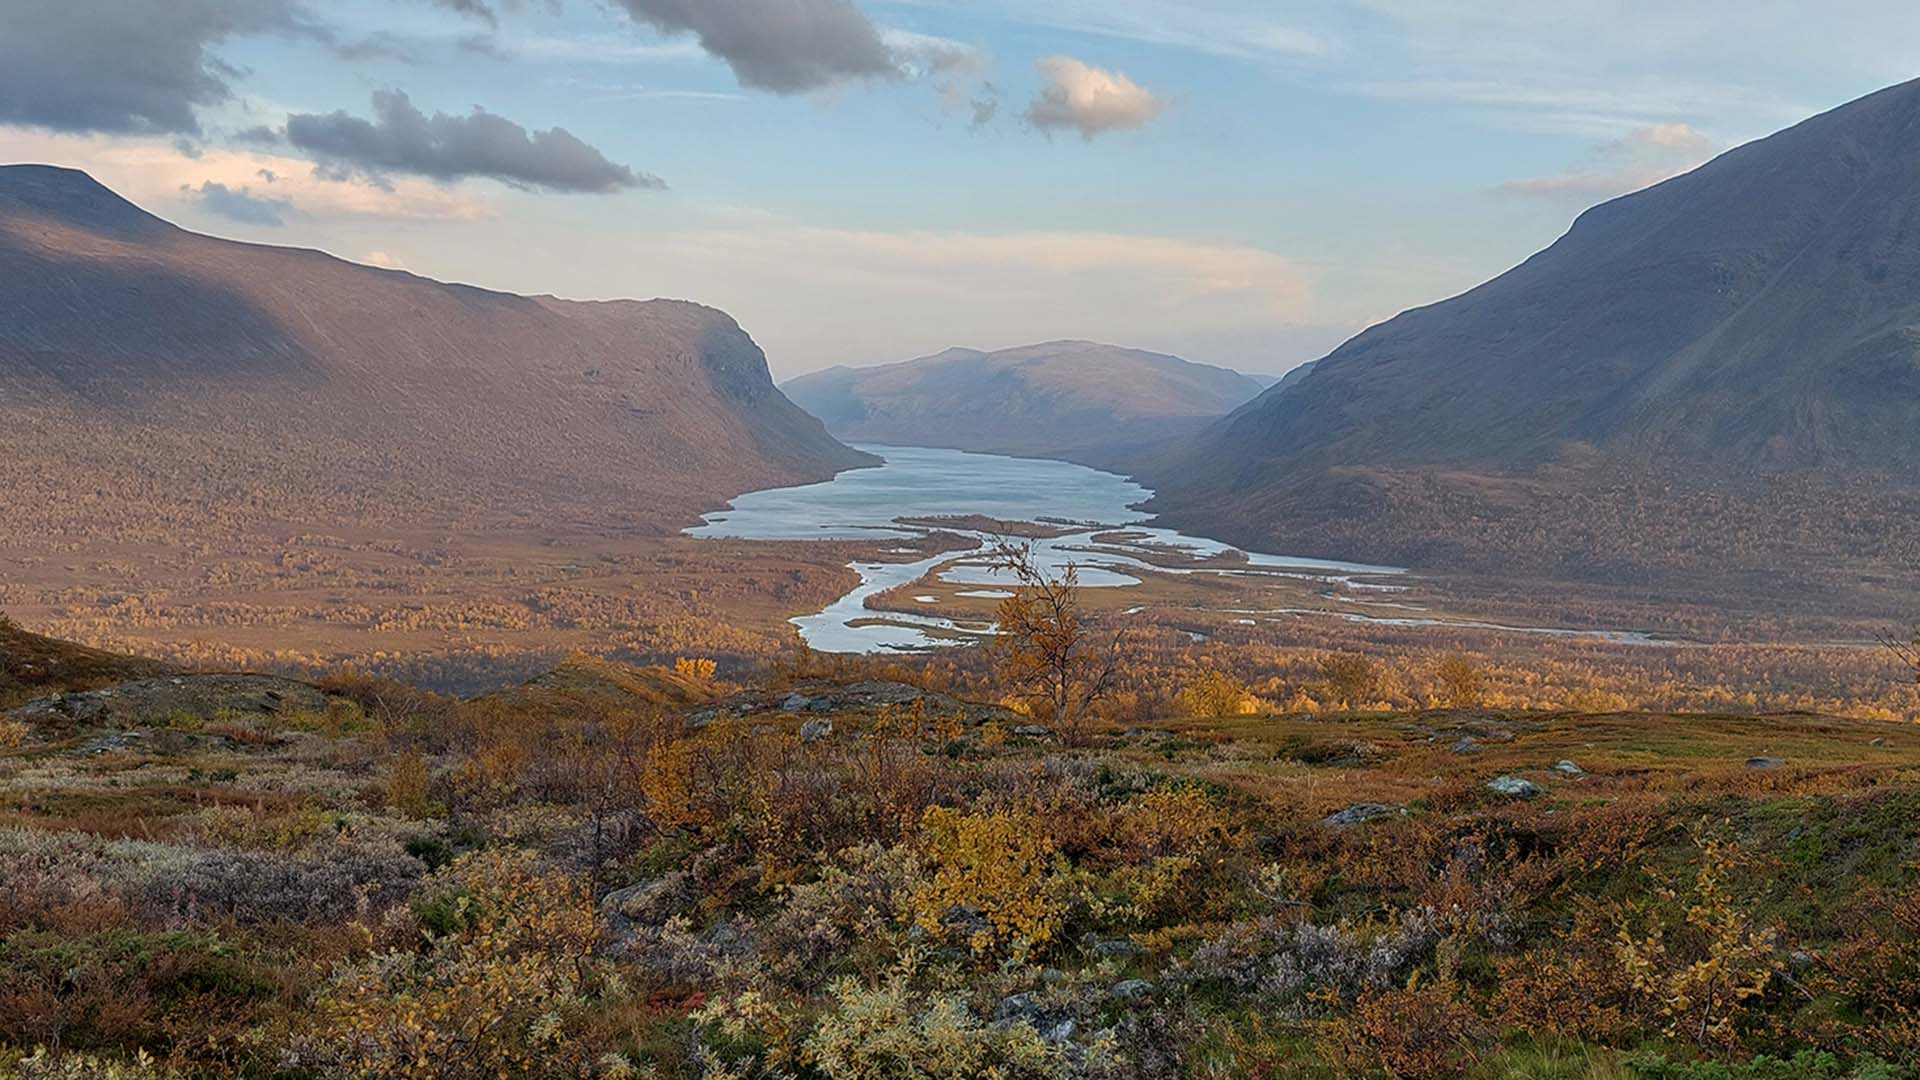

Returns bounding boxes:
[783,340,1264,460]
[1145,79,1920,605]
[0,165,872,545]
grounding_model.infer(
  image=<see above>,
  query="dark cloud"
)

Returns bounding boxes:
[610,0,901,94]
[428,0,498,26]
[284,90,661,194]
[186,181,297,226]
[0,0,325,135]
[234,125,285,147]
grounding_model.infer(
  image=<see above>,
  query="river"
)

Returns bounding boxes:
[685,444,1404,652]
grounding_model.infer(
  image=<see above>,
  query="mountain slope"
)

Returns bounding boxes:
[783,340,1264,460]
[1145,78,1920,603]
[0,165,873,544]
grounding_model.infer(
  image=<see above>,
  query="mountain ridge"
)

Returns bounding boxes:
[1139,77,1920,608]
[782,339,1264,461]
[0,164,874,542]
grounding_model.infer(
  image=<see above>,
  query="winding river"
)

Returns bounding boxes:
[686,444,1404,652]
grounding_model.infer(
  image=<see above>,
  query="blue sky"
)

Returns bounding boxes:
[4,0,1918,377]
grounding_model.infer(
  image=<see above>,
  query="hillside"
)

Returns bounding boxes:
[2,619,1916,1076]
[782,340,1263,460]
[1145,78,1920,608]
[0,164,873,547]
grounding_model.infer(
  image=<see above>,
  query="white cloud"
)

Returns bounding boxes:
[897,1,1336,61]
[1024,57,1163,139]
[362,250,407,269]
[1499,122,1720,203]
[0,129,495,222]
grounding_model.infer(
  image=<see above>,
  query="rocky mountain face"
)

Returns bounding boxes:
[1143,78,1920,606]
[782,340,1264,461]
[0,165,872,542]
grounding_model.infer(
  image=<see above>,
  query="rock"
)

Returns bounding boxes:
[781,693,813,712]
[1871,737,1888,748]
[1746,757,1787,770]
[992,993,1040,1024]
[1013,724,1054,739]
[600,871,690,928]
[1322,803,1403,828]
[1487,775,1544,799]
[1088,939,1142,960]
[799,718,833,743]
[8,673,331,732]
[1451,737,1482,754]
[1041,1019,1077,1045]
[1554,760,1585,776]
[1109,979,1154,1001]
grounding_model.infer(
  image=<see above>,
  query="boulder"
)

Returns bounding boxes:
[1322,803,1403,828]
[800,717,833,743]
[1746,757,1787,770]
[1487,775,1544,799]
[1554,760,1585,777]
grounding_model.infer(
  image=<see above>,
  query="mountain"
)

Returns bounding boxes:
[782,340,1264,460]
[1144,79,1920,605]
[0,165,873,545]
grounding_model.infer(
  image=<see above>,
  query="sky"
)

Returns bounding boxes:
[3,2,1918,379]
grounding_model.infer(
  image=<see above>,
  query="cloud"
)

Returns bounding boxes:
[882,29,986,78]
[637,220,1316,376]
[362,251,408,269]
[1500,123,1720,203]
[285,90,661,193]
[608,0,902,93]
[1024,57,1164,139]
[426,0,498,25]
[898,1,1333,62]
[0,0,326,136]
[0,128,496,222]
[185,180,298,226]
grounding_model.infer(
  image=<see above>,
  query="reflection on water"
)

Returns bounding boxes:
[688,445,1403,652]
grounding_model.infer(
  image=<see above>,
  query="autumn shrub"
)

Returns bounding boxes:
[1176,909,1442,1010]
[295,847,612,1079]
[384,751,442,819]
[1435,655,1486,708]
[0,718,30,749]
[5,1048,177,1079]
[799,972,1103,1080]
[758,843,924,988]
[1177,670,1252,718]
[674,656,718,681]
[1616,832,1784,1050]
[1335,974,1487,1080]
[315,667,452,745]
[1319,654,1381,709]
[0,927,280,1059]
[912,805,1063,957]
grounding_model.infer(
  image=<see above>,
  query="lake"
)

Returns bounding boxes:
[686,444,1404,652]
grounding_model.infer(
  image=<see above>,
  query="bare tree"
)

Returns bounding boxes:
[1879,626,1920,683]
[987,540,1120,744]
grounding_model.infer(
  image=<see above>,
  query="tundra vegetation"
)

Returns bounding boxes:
[1,581,1918,1079]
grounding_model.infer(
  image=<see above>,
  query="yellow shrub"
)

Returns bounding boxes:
[302,848,607,1079]
[800,973,1093,1079]
[0,718,30,751]
[674,656,718,681]
[911,806,1061,956]
[385,751,441,819]
[1177,670,1252,717]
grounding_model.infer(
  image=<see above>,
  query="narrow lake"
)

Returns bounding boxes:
[686,444,1404,652]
